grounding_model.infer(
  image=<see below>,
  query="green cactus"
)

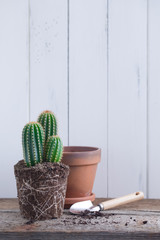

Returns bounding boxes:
[22,122,45,167]
[37,110,58,143]
[45,136,63,163]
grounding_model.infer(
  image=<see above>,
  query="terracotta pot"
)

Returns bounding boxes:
[14,160,69,220]
[61,146,101,207]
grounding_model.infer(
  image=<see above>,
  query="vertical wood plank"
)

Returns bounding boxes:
[69,0,108,197]
[108,0,147,197]
[30,0,68,145]
[0,0,28,197]
[148,0,160,198]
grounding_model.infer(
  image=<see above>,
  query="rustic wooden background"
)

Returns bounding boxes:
[0,0,159,199]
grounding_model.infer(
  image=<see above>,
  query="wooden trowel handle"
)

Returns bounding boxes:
[99,191,144,211]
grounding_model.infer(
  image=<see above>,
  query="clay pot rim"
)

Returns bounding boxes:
[62,146,101,166]
[63,146,100,154]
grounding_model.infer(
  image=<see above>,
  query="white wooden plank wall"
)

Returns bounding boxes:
[69,0,108,197]
[0,0,28,197]
[29,0,68,145]
[1,0,160,199]
[148,0,160,198]
[108,0,147,197]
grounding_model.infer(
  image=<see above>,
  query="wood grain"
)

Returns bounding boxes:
[1,232,160,240]
[1,199,160,239]
[2,198,160,212]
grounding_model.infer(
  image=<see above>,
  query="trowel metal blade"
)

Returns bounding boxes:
[70,200,100,215]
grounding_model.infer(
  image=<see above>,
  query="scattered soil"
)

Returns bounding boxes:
[81,210,103,217]
[79,210,115,219]
[59,211,116,225]
[112,221,119,224]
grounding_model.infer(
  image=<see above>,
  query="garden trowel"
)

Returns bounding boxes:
[70,191,144,214]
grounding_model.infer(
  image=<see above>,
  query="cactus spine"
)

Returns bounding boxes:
[37,111,58,143]
[45,136,63,163]
[22,122,45,167]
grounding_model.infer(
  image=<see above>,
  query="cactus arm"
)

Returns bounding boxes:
[45,136,54,161]
[34,124,39,163]
[38,113,46,143]
[38,113,44,128]
[54,116,58,135]
[34,124,42,164]
[44,113,48,142]
[50,114,53,137]
[37,114,42,123]
[51,114,57,135]
[31,124,37,164]
[46,114,52,140]
[38,124,45,162]
[26,124,32,166]
[55,141,63,162]
[50,139,58,162]
[48,113,51,140]
[54,138,59,162]
[22,122,45,167]
[45,136,63,163]
[22,125,30,167]
[54,139,60,162]
[37,111,58,143]
[28,124,37,166]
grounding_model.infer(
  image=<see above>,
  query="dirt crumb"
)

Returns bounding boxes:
[80,210,103,218]
[79,210,115,219]
[143,220,147,224]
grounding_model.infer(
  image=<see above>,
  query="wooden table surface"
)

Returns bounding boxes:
[1,198,160,239]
